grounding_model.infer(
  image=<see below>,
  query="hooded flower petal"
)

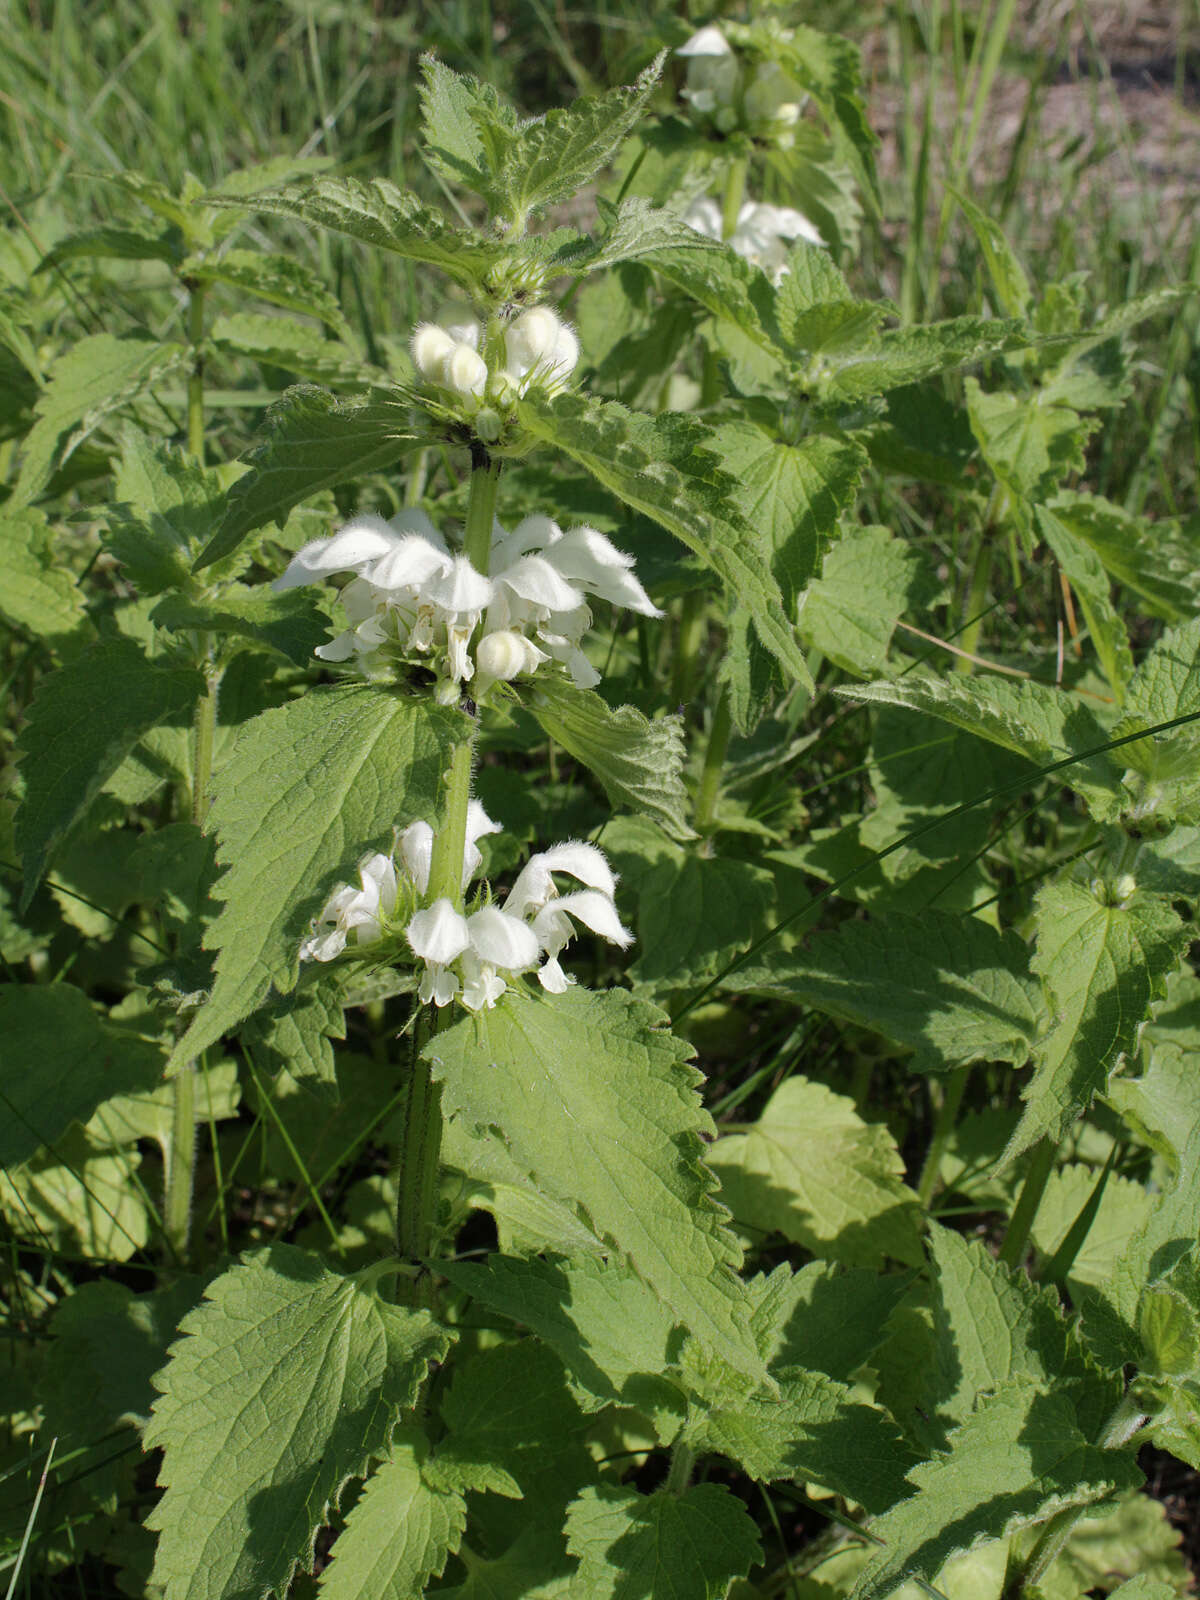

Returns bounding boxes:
[534,889,633,949]
[463,800,502,886]
[398,820,434,894]
[547,527,662,616]
[466,905,541,970]
[367,533,452,593]
[423,555,495,616]
[273,514,400,591]
[407,898,471,964]
[494,553,584,613]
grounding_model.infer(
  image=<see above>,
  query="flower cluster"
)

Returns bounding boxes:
[683,196,823,282]
[678,26,806,145]
[275,507,659,697]
[300,805,632,1012]
[411,304,580,425]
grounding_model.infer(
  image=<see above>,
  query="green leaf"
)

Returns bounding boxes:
[0,984,164,1167]
[145,1245,450,1600]
[0,1127,147,1261]
[748,1260,913,1386]
[13,333,187,506]
[0,507,89,646]
[565,1483,761,1600]
[1011,879,1190,1158]
[182,249,346,329]
[799,524,925,676]
[150,585,330,667]
[170,686,466,1069]
[418,56,495,196]
[1031,1165,1155,1294]
[839,672,1125,819]
[517,392,810,686]
[604,822,774,991]
[739,911,1040,1074]
[816,318,1022,403]
[1037,505,1133,700]
[237,177,504,289]
[1046,491,1200,623]
[15,638,204,901]
[106,430,236,594]
[712,422,866,606]
[641,242,776,353]
[428,987,767,1384]
[474,57,665,223]
[709,1076,923,1267]
[36,224,184,274]
[526,676,694,842]
[570,196,726,275]
[851,1383,1143,1600]
[241,977,346,1094]
[195,386,424,569]
[966,376,1096,504]
[438,1252,679,1411]
[435,1341,594,1509]
[317,1429,466,1600]
[209,313,375,387]
[767,24,879,199]
[950,188,1032,317]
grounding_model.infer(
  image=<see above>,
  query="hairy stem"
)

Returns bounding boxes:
[694,686,733,833]
[426,736,476,909]
[463,446,501,574]
[998,1136,1057,1269]
[163,1058,197,1264]
[394,1013,443,1306]
[916,1065,971,1207]
[186,284,207,466]
[666,1440,695,1496]
[670,589,707,708]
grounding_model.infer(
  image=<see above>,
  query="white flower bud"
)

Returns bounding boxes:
[476,629,549,682]
[444,341,488,398]
[505,307,579,389]
[411,323,456,382]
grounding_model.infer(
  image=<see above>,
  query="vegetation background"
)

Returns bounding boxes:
[1,0,1199,1590]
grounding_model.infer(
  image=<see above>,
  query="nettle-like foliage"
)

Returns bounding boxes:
[3,20,1200,1600]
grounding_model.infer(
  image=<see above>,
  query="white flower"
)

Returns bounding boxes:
[743,60,805,136]
[678,26,739,117]
[411,321,488,401]
[299,852,398,963]
[398,800,501,897]
[500,306,580,396]
[475,629,550,683]
[503,840,630,994]
[683,197,824,283]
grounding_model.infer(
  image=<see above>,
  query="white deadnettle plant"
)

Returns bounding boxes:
[677,24,806,144]
[275,507,659,694]
[411,303,581,416]
[301,802,631,1012]
[683,196,824,280]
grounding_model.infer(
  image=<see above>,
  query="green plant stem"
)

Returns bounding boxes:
[721,154,748,242]
[666,1440,695,1496]
[997,1136,1056,1269]
[394,1012,443,1306]
[694,687,733,832]
[1005,1390,1146,1597]
[916,1065,970,1207]
[186,284,207,465]
[956,536,995,671]
[670,590,707,707]
[427,735,475,909]
[463,446,501,574]
[163,1059,197,1265]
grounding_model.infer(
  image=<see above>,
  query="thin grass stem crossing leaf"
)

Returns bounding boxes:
[1010,880,1189,1159]
[737,911,1040,1074]
[15,637,204,903]
[427,988,767,1384]
[316,1429,466,1600]
[709,1077,923,1268]
[169,686,466,1069]
[144,1245,451,1600]
[565,1483,761,1600]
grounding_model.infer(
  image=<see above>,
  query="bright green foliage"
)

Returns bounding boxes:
[687,1367,916,1512]
[952,188,1033,317]
[181,250,348,330]
[15,637,203,900]
[798,523,925,677]
[209,314,375,388]
[1011,879,1190,1157]
[749,1260,913,1385]
[171,687,464,1067]
[144,1246,451,1600]
[1025,1492,1190,1600]
[242,977,347,1093]
[106,431,239,593]
[527,676,694,842]
[851,1384,1143,1600]
[438,1253,679,1413]
[0,507,88,646]
[195,388,425,567]
[150,586,329,666]
[317,1430,466,1600]
[565,1483,761,1600]
[13,333,187,505]
[1046,491,1200,623]
[428,988,765,1383]
[1032,1166,1154,1293]
[966,376,1097,505]
[714,422,866,606]
[518,392,810,685]
[1038,505,1134,698]
[0,1128,148,1259]
[709,1076,923,1267]
[739,911,1040,1073]
[843,673,1126,818]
